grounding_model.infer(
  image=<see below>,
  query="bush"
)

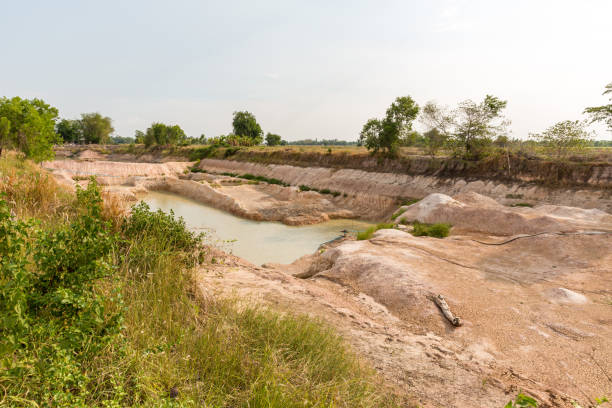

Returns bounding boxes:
[511,202,533,208]
[357,223,395,240]
[299,185,311,191]
[0,180,123,406]
[411,221,451,238]
[188,145,218,160]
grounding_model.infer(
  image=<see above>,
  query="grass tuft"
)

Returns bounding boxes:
[411,221,451,238]
[356,223,395,240]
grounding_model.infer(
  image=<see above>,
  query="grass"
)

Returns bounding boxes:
[356,223,395,240]
[0,151,399,407]
[411,221,451,238]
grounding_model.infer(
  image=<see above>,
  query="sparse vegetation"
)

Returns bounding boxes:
[511,202,534,208]
[504,392,538,407]
[411,221,451,238]
[357,223,395,240]
[398,197,421,207]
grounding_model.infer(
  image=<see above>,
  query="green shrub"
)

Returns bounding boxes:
[0,179,123,406]
[390,209,404,220]
[357,223,395,240]
[504,392,538,407]
[299,185,311,191]
[320,188,331,194]
[224,146,241,157]
[411,221,451,238]
[188,145,218,160]
[239,173,289,186]
[511,202,533,208]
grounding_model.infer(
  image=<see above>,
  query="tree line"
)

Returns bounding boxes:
[359,82,612,159]
[0,82,610,162]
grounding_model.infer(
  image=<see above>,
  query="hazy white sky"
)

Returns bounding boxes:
[1,0,611,140]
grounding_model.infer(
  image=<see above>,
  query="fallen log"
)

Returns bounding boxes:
[432,294,462,327]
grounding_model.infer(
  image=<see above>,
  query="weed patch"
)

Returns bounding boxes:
[357,223,395,240]
[411,221,451,238]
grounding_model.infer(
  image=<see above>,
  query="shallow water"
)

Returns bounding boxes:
[141,191,372,265]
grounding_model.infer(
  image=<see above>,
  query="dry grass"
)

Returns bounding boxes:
[0,151,75,220]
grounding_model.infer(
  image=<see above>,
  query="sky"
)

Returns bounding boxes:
[1,0,611,141]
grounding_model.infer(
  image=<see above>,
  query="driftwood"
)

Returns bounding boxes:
[432,294,462,327]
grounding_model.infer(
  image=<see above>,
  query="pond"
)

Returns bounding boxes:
[141,191,372,265]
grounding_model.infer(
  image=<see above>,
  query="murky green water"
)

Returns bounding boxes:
[142,191,372,265]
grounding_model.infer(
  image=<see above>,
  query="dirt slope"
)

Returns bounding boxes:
[198,158,612,213]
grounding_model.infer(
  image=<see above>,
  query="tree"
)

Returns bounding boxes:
[423,128,447,157]
[421,96,509,160]
[420,101,454,137]
[141,123,187,147]
[0,117,10,157]
[0,96,60,161]
[232,111,263,144]
[265,132,282,146]
[134,130,145,144]
[56,119,82,144]
[584,82,612,132]
[80,113,114,144]
[453,95,508,159]
[529,120,592,159]
[358,96,420,156]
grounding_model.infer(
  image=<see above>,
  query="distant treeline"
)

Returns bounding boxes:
[287,139,358,146]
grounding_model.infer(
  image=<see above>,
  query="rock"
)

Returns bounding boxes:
[548,287,588,304]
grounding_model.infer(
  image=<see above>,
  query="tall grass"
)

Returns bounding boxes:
[0,151,74,220]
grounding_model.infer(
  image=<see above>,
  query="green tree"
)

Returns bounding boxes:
[265,132,282,146]
[232,111,263,144]
[584,82,612,132]
[358,96,420,156]
[141,123,187,147]
[0,117,10,157]
[453,95,508,159]
[421,96,509,159]
[423,128,447,157]
[529,120,592,159]
[80,112,114,144]
[0,96,60,161]
[134,130,145,144]
[56,119,82,144]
